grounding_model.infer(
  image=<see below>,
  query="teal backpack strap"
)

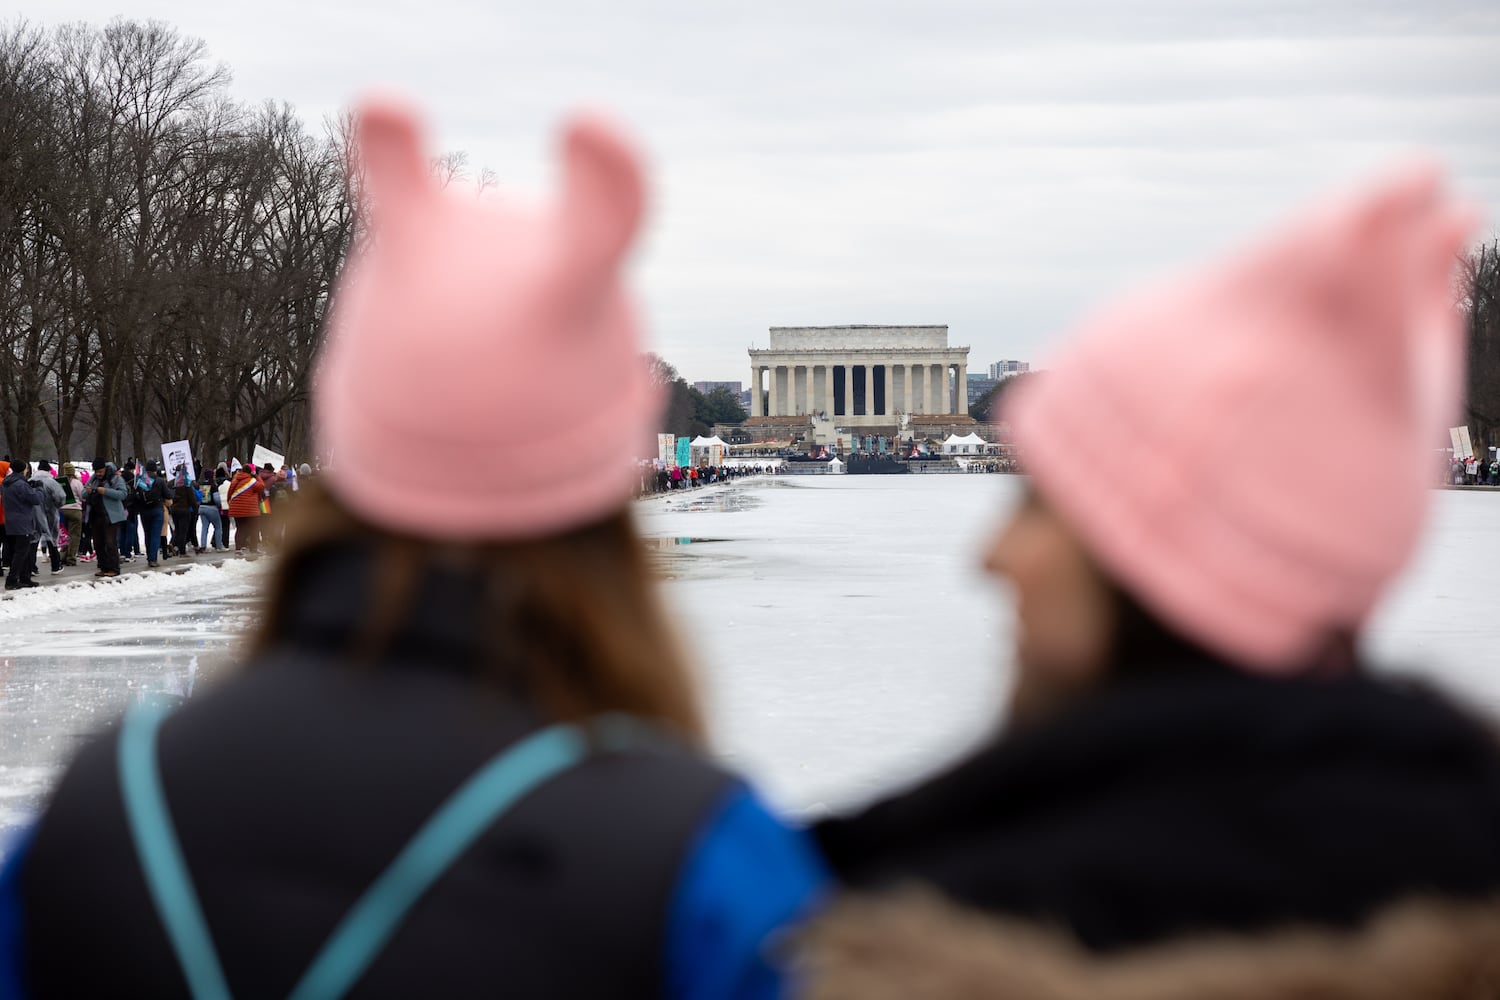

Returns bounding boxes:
[286,722,596,1000]
[118,710,653,1000]
[117,702,233,1000]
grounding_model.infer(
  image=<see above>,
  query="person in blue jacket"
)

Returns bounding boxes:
[0,94,824,999]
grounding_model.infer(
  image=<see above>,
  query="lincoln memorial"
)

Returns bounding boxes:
[748,325,970,429]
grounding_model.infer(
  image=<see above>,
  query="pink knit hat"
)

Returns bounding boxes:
[1007,163,1478,673]
[315,97,659,540]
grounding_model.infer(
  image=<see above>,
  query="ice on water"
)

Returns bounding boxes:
[1,479,1497,846]
[0,562,264,836]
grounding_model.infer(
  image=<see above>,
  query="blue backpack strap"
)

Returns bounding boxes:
[119,705,649,1000]
[117,702,232,1000]
[286,721,596,1000]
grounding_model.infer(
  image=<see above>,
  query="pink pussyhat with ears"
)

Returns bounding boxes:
[316,97,661,540]
[1006,162,1479,673]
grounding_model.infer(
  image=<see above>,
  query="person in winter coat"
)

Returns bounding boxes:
[169,467,200,557]
[117,465,141,561]
[2,462,42,591]
[86,460,127,579]
[225,464,266,555]
[801,167,1500,999]
[132,459,172,568]
[259,465,289,549]
[58,463,84,567]
[29,462,64,576]
[0,458,10,573]
[197,466,226,552]
[0,98,825,1000]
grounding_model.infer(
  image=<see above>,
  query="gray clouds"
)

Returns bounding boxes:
[28,0,1500,378]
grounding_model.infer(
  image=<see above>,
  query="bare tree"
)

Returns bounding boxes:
[0,18,367,465]
[1464,239,1500,449]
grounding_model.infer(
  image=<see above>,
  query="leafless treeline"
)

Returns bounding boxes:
[0,18,356,465]
[1464,241,1500,450]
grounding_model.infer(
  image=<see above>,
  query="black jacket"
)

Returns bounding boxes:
[816,661,1500,953]
[2,472,40,537]
[135,476,170,510]
[21,544,732,998]
[171,482,199,515]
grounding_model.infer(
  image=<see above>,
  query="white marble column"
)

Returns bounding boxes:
[804,365,816,416]
[843,364,854,418]
[769,365,781,417]
[883,364,895,417]
[750,366,762,417]
[956,362,968,414]
[904,364,914,415]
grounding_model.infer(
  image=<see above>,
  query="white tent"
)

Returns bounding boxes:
[827,456,845,474]
[690,435,729,465]
[941,432,989,455]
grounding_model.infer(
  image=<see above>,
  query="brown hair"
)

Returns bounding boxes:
[250,481,704,741]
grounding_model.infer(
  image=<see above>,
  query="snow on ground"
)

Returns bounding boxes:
[0,559,265,626]
[1,477,1497,850]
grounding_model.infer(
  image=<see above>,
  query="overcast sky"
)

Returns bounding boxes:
[27,1,1500,382]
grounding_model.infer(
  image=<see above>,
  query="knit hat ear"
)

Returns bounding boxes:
[558,115,645,291]
[1408,201,1482,435]
[357,97,432,220]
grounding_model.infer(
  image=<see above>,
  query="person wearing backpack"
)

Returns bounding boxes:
[197,465,227,552]
[134,460,171,568]
[0,98,824,999]
[169,466,200,557]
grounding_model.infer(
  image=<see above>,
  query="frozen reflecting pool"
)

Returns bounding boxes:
[2,478,1499,847]
[0,562,264,837]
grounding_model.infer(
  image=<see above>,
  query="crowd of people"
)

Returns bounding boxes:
[1450,455,1500,485]
[637,462,772,495]
[1,455,314,591]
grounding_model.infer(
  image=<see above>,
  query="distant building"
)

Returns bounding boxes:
[988,360,1031,380]
[693,380,743,396]
[966,375,1000,405]
[749,325,970,427]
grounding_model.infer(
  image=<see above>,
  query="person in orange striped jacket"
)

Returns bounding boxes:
[225,464,267,556]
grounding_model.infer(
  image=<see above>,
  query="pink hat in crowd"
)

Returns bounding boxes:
[1007,163,1478,673]
[315,96,659,540]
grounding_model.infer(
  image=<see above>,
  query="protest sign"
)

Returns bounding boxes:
[160,439,195,483]
[252,444,286,471]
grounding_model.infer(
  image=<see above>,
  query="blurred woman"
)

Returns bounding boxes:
[803,167,1500,997]
[0,99,824,998]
